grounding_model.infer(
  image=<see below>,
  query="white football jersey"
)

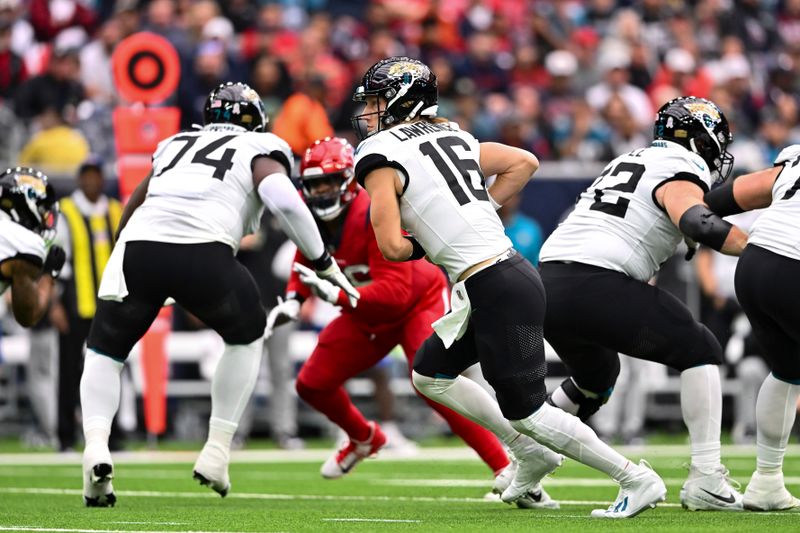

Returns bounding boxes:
[354,121,512,282]
[747,144,800,261]
[540,141,714,282]
[122,128,293,252]
[0,219,46,295]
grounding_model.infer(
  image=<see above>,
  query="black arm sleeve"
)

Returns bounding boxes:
[678,204,734,252]
[403,235,427,261]
[355,153,409,194]
[704,179,744,217]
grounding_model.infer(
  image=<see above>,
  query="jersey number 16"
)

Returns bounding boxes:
[420,136,489,206]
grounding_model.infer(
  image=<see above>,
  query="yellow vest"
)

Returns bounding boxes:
[60,197,122,319]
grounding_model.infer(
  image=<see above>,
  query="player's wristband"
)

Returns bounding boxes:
[311,251,334,271]
[403,236,427,261]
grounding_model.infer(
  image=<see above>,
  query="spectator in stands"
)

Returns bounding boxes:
[79,17,122,105]
[50,156,122,451]
[586,47,653,131]
[17,106,89,181]
[649,48,713,105]
[249,55,293,121]
[14,43,84,121]
[272,75,334,157]
[28,0,96,43]
[603,94,649,157]
[0,16,26,101]
[142,0,191,58]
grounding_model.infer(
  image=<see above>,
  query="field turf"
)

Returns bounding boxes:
[1,444,799,532]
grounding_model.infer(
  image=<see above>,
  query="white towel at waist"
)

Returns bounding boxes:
[97,240,128,302]
[432,280,471,348]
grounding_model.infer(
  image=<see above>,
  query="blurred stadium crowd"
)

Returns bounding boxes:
[0,0,797,449]
[1,0,799,179]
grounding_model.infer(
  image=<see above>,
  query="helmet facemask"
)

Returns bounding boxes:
[301,171,356,221]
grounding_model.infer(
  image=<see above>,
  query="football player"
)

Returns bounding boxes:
[539,97,747,511]
[353,56,666,519]
[268,136,555,508]
[78,83,360,507]
[0,167,65,326]
[703,144,800,511]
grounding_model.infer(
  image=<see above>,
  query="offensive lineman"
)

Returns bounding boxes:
[79,83,359,507]
[0,167,65,326]
[268,136,555,507]
[540,97,746,511]
[703,144,800,511]
[353,56,666,518]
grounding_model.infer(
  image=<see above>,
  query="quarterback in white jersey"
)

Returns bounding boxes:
[79,83,359,508]
[704,144,800,511]
[354,119,511,282]
[542,97,747,512]
[0,167,64,326]
[354,56,667,519]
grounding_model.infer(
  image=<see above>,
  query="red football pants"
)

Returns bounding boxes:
[296,286,509,474]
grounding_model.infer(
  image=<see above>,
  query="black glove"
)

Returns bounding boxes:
[43,245,66,278]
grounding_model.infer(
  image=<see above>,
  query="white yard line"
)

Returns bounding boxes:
[2,445,799,465]
[322,519,421,523]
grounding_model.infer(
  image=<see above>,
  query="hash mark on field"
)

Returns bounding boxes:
[107,522,188,525]
[322,518,421,523]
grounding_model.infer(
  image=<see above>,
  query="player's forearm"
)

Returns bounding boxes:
[257,173,326,261]
[487,156,538,207]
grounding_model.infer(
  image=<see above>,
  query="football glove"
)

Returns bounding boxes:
[307,261,360,307]
[264,296,301,340]
[293,262,358,308]
[43,245,66,278]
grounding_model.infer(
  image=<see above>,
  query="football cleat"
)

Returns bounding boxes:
[320,421,386,479]
[492,460,516,495]
[515,483,560,509]
[743,471,800,512]
[488,482,560,510]
[591,460,666,518]
[500,440,563,504]
[680,464,743,511]
[192,441,231,497]
[83,444,115,507]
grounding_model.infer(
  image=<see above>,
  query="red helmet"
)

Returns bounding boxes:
[300,137,358,221]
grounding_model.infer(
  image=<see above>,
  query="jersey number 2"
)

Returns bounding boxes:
[420,136,489,205]
[156,134,236,180]
[589,162,645,218]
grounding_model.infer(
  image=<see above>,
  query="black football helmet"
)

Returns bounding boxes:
[0,167,58,238]
[203,82,267,132]
[654,96,734,182]
[351,56,438,139]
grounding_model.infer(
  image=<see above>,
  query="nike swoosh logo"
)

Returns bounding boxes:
[692,160,706,171]
[700,488,736,503]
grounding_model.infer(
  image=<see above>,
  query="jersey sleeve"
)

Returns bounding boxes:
[651,151,712,211]
[243,132,294,175]
[354,135,409,191]
[774,145,800,166]
[151,133,180,164]
[0,223,46,268]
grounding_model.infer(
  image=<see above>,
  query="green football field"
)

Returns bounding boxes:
[1,444,799,532]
